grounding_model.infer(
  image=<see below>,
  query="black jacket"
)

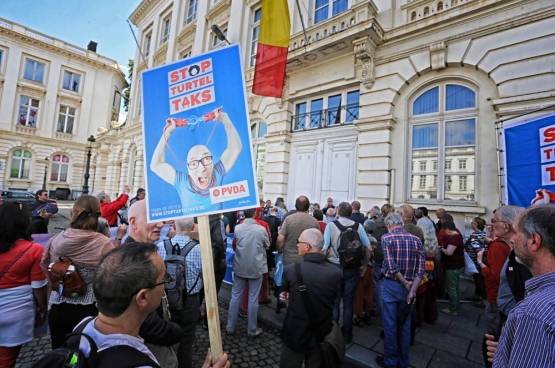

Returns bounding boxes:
[122,236,183,345]
[280,253,342,353]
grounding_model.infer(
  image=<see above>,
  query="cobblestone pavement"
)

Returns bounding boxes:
[16,300,282,368]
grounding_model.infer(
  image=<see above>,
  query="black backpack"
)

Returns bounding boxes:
[163,239,201,310]
[331,220,364,268]
[32,317,161,368]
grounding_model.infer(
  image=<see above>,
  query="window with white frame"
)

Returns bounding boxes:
[293,90,359,130]
[419,161,426,171]
[409,82,477,202]
[62,70,81,92]
[250,8,261,67]
[23,58,45,83]
[181,49,192,59]
[0,50,4,72]
[17,95,39,127]
[10,149,32,179]
[315,0,349,24]
[160,16,171,45]
[57,105,76,134]
[185,0,198,24]
[50,154,69,182]
[251,121,267,194]
[144,33,152,57]
[212,28,227,48]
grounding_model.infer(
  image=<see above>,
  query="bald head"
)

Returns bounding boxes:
[300,228,324,251]
[399,204,415,222]
[128,199,164,243]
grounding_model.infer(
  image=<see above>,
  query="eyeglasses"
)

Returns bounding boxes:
[296,239,312,248]
[187,155,213,170]
[490,218,510,226]
[130,273,173,296]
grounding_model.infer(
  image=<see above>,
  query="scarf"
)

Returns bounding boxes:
[41,228,114,271]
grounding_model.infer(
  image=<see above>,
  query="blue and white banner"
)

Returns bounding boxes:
[503,112,555,207]
[141,44,258,222]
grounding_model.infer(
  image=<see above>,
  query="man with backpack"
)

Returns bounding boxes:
[159,217,202,368]
[323,202,371,343]
[33,243,230,368]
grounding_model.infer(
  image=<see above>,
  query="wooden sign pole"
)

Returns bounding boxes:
[197,215,223,364]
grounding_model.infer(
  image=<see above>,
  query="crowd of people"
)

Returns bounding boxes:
[1,188,555,368]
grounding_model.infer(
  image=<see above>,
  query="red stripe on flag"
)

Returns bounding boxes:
[252,43,288,98]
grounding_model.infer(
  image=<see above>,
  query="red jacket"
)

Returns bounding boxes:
[100,193,129,226]
[481,238,511,304]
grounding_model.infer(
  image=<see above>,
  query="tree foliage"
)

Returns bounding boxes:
[123,58,134,112]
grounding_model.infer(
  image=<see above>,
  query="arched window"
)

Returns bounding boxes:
[437,2,444,11]
[411,11,417,21]
[251,121,267,195]
[10,149,32,179]
[51,154,70,182]
[424,6,430,16]
[409,83,477,202]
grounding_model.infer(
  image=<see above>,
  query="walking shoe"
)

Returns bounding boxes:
[343,332,353,343]
[259,298,272,305]
[225,328,235,335]
[238,310,247,319]
[440,307,457,316]
[375,356,387,368]
[247,328,263,338]
[473,301,486,308]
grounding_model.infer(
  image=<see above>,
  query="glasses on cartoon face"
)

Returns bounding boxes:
[187,155,213,170]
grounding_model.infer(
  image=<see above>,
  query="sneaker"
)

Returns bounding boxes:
[473,301,486,308]
[247,328,263,338]
[440,307,458,316]
[259,299,272,305]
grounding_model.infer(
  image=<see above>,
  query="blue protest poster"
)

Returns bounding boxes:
[141,44,259,222]
[503,112,555,207]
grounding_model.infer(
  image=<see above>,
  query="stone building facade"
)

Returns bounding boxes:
[106,0,554,230]
[0,17,127,197]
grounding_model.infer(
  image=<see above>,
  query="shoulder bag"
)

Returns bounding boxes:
[295,263,345,368]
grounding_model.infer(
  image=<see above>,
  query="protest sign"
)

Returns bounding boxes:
[141,44,258,222]
[503,112,555,207]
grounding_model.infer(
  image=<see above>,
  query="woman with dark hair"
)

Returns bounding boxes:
[0,202,47,368]
[465,217,488,307]
[439,220,465,315]
[41,195,114,349]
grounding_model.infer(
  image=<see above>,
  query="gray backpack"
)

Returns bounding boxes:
[163,239,201,310]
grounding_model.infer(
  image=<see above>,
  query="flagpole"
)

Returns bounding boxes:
[295,0,309,47]
[127,19,148,68]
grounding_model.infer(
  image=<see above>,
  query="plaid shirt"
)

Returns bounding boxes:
[157,234,203,294]
[381,226,425,282]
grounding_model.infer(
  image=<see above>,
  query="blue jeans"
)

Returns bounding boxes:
[333,265,360,335]
[373,261,383,313]
[382,279,412,368]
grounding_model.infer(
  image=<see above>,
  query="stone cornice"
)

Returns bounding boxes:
[129,0,159,26]
[0,19,126,85]
[205,0,232,23]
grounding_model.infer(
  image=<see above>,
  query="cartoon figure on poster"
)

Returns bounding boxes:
[151,107,242,212]
[142,44,258,221]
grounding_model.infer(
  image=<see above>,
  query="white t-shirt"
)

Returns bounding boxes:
[77,317,159,367]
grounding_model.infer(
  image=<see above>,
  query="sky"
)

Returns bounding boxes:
[1,0,143,76]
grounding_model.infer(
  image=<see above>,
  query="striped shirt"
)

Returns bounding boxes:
[494,272,555,368]
[157,234,203,295]
[381,227,425,282]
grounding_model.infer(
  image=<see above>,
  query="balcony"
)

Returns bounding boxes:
[286,0,383,73]
[291,104,359,132]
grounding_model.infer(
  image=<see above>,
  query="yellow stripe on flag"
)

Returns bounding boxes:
[258,0,291,48]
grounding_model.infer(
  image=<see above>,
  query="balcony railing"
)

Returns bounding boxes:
[291,104,359,132]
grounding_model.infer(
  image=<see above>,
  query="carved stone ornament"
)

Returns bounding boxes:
[430,42,446,71]
[353,37,376,89]
[275,77,289,109]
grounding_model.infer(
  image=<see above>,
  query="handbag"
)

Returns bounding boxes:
[463,251,479,276]
[47,257,87,299]
[295,263,345,368]
[0,242,33,279]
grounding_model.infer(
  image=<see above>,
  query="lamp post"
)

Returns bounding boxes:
[82,135,96,195]
[42,157,49,190]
